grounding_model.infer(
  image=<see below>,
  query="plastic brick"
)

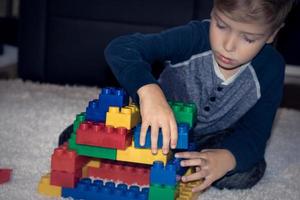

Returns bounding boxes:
[87,159,150,185]
[149,183,176,200]
[85,99,106,122]
[0,168,12,184]
[176,180,202,200]
[134,123,189,149]
[76,121,132,150]
[116,143,169,165]
[73,112,86,133]
[51,144,89,173]
[98,87,129,112]
[105,104,140,130]
[150,161,176,186]
[50,169,81,188]
[62,178,149,200]
[37,173,61,197]
[68,133,117,160]
[169,101,197,127]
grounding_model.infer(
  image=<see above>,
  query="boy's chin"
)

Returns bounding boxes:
[217,62,241,70]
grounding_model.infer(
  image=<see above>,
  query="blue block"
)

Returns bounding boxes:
[62,178,149,200]
[134,123,189,149]
[170,142,199,176]
[98,87,129,112]
[85,99,106,122]
[150,161,176,186]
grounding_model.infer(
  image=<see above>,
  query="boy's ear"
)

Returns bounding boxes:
[266,23,285,44]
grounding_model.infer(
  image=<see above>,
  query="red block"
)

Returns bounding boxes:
[0,168,12,184]
[51,144,89,173]
[50,169,81,188]
[87,160,150,185]
[76,121,132,150]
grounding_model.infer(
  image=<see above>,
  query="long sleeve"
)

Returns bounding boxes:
[104,20,210,100]
[220,45,285,172]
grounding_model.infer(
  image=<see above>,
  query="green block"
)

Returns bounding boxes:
[149,184,176,200]
[169,101,197,127]
[68,133,116,160]
[73,112,86,133]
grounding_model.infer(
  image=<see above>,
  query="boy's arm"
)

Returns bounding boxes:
[219,48,285,173]
[104,20,210,101]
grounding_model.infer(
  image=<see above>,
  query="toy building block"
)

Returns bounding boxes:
[37,173,61,197]
[176,180,202,200]
[62,178,149,200]
[150,161,176,186]
[116,143,169,165]
[98,87,129,111]
[85,99,106,122]
[169,101,197,127]
[73,112,86,132]
[149,183,176,200]
[51,144,89,173]
[68,133,117,160]
[87,159,150,185]
[0,168,12,184]
[134,123,189,149]
[105,104,140,130]
[76,121,132,150]
[170,142,198,177]
[82,159,101,177]
[50,169,81,188]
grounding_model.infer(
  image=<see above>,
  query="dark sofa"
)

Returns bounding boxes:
[18,0,213,87]
[18,0,300,87]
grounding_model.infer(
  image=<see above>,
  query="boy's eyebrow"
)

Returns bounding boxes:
[214,11,266,37]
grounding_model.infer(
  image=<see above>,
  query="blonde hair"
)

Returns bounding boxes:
[214,0,294,31]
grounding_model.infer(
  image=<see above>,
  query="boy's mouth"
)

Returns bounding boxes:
[216,52,233,65]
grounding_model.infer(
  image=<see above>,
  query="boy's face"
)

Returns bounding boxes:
[209,8,278,70]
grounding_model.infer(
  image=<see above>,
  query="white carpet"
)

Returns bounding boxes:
[0,79,299,200]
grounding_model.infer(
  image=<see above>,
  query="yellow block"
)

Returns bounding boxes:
[106,104,140,130]
[82,159,101,177]
[116,143,169,165]
[37,173,61,197]
[176,180,202,200]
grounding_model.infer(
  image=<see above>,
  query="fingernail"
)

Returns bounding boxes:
[163,149,168,154]
[174,153,178,158]
[180,161,185,166]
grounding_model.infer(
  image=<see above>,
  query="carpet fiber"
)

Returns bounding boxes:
[0,79,299,200]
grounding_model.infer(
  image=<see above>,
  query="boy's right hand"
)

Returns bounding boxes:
[137,84,178,155]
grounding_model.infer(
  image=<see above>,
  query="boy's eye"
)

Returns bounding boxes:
[216,21,227,29]
[243,35,256,43]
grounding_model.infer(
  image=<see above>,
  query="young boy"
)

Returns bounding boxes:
[104,0,294,192]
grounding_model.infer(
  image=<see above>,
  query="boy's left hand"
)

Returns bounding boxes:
[175,149,236,192]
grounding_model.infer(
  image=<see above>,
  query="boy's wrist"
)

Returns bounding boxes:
[137,83,163,99]
[222,149,237,172]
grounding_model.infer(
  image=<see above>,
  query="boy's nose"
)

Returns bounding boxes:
[223,34,237,52]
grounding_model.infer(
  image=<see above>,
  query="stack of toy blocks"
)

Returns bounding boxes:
[37,87,200,199]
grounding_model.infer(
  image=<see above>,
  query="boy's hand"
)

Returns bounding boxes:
[137,84,178,154]
[175,149,236,192]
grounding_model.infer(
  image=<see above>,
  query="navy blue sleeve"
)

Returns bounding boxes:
[104,20,210,100]
[220,45,285,172]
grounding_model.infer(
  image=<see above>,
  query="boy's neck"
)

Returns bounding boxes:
[218,64,240,80]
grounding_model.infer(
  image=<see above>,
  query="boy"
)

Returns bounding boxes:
[104,0,294,192]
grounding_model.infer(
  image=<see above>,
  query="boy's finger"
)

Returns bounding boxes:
[170,118,178,149]
[181,169,208,182]
[139,122,149,146]
[161,124,170,154]
[192,177,213,192]
[175,151,201,159]
[150,124,159,154]
[180,158,207,167]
